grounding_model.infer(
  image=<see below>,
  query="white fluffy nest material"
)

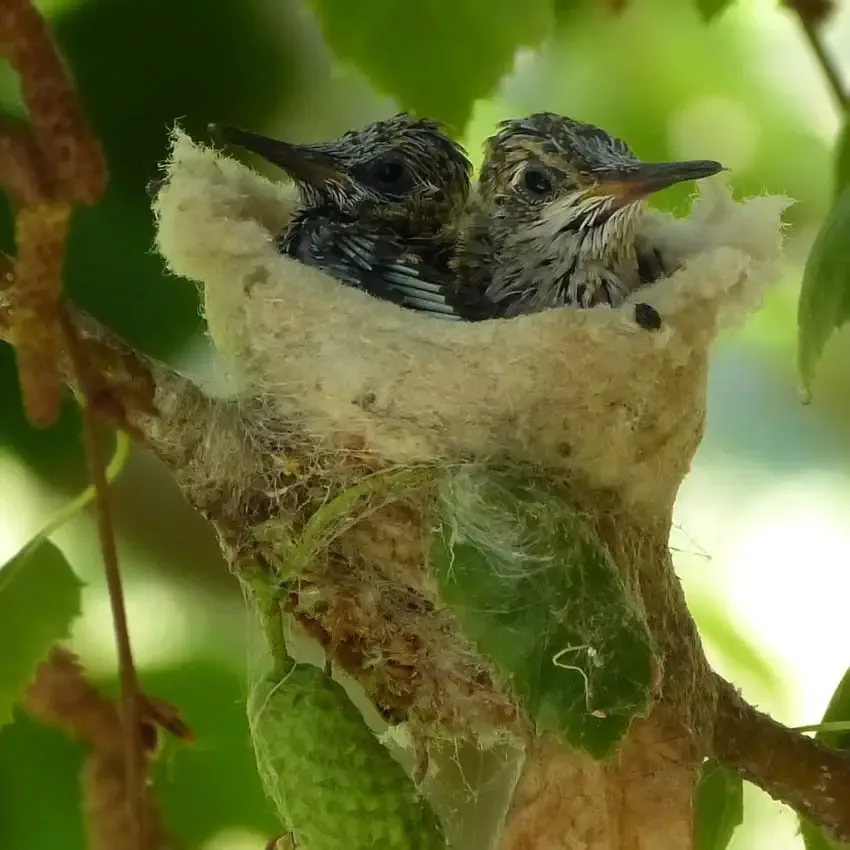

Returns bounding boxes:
[153,129,790,512]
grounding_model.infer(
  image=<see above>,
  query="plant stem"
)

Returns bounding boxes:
[59,305,146,850]
[245,557,295,680]
[793,7,848,112]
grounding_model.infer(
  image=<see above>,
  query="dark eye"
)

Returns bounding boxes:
[361,155,416,196]
[372,159,405,184]
[522,165,554,196]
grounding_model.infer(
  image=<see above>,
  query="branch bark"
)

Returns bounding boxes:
[784,0,847,112]
[714,675,850,842]
[3,283,850,847]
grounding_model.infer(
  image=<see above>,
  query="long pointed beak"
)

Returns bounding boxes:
[593,159,724,204]
[210,124,342,186]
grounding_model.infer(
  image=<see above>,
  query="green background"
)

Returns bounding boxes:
[1,0,849,848]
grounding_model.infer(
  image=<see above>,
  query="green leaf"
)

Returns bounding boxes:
[0,539,84,726]
[304,0,553,131]
[0,431,129,727]
[694,0,736,22]
[800,668,850,850]
[797,186,850,397]
[836,120,850,197]
[430,465,655,759]
[694,760,743,850]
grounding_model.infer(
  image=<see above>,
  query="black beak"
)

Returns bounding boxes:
[210,123,342,186]
[594,159,724,204]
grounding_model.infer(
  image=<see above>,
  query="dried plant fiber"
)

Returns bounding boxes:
[154,129,790,516]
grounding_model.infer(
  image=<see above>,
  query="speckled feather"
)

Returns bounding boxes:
[455,113,677,317]
[239,114,490,320]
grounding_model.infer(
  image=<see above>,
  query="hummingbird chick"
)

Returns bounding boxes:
[213,114,488,320]
[456,112,724,317]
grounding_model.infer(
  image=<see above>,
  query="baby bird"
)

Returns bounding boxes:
[214,114,488,320]
[456,112,724,317]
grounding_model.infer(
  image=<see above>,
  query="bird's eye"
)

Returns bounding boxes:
[363,156,415,195]
[373,159,405,183]
[522,165,554,196]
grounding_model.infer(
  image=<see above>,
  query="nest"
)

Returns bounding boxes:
[151,129,790,745]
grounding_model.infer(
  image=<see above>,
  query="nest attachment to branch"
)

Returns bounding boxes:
[150,129,790,848]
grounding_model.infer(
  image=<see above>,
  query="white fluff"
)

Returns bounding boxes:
[153,129,791,512]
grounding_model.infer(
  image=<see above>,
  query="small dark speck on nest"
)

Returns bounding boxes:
[634,303,662,332]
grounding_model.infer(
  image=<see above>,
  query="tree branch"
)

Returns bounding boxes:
[713,674,850,843]
[1,281,211,458]
[786,0,847,112]
[59,306,146,844]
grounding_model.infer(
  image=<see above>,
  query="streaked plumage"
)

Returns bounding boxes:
[455,112,723,317]
[214,114,489,320]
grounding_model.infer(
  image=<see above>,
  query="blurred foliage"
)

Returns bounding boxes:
[833,120,850,198]
[1,0,850,847]
[0,539,81,726]
[688,594,785,706]
[800,668,850,850]
[0,0,304,483]
[694,0,736,22]
[0,660,278,850]
[797,187,850,396]
[306,0,552,132]
[695,760,744,850]
[0,433,125,725]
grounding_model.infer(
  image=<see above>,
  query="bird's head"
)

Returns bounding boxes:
[478,112,723,242]
[214,113,472,237]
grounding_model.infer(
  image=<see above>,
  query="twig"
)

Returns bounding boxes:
[1,282,205,460]
[787,1,848,112]
[713,674,850,843]
[0,10,149,836]
[59,305,145,848]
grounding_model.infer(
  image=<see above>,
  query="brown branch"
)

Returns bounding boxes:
[13,201,71,427]
[0,118,70,427]
[1,274,210,848]
[784,1,847,112]
[22,647,192,850]
[60,306,145,849]
[1,282,273,542]
[713,674,850,843]
[0,120,55,205]
[0,17,136,808]
[0,282,223,463]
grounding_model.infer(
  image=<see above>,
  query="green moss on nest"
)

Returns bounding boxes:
[430,464,655,758]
